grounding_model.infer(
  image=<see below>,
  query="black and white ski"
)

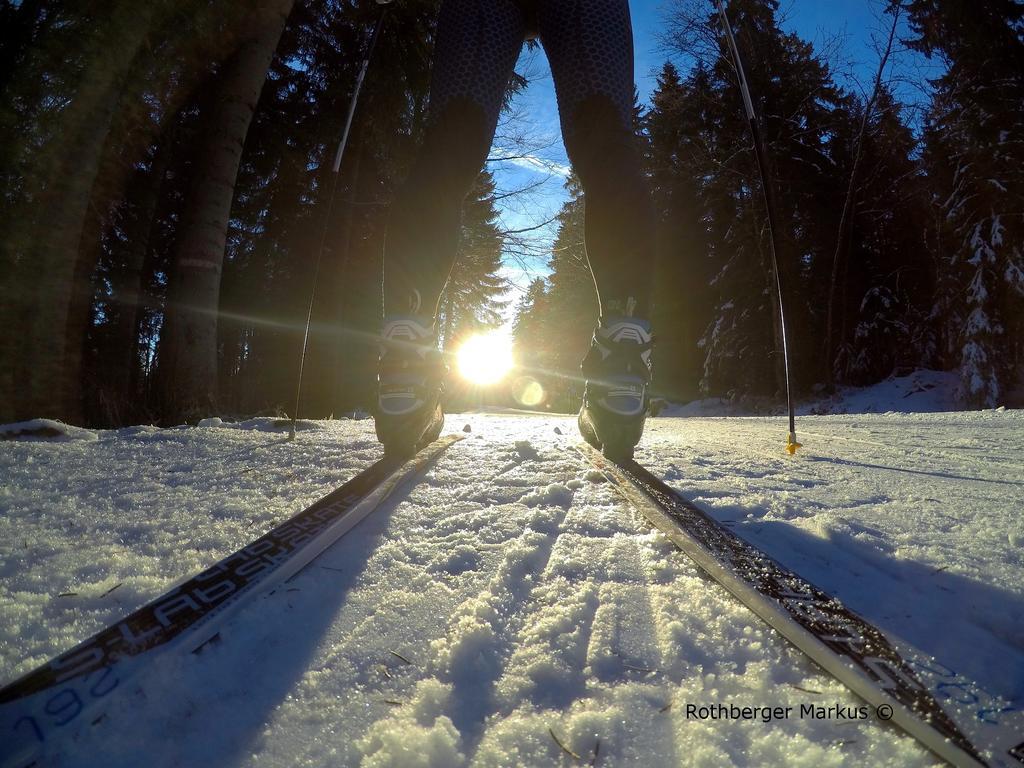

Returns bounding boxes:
[579,442,1024,768]
[0,434,462,768]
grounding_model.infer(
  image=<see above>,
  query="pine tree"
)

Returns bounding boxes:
[84,130,176,424]
[835,89,933,383]
[0,0,276,424]
[908,0,1024,405]
[439,170,509,348]
[512,278,549,359]
[216,0,439,418]
[684,0,846,399]
[0,1,167,423]
[157,0,296,423]
[1,0,446,425]
[510,277,558,408]
[644,62,714,402]
[538,175,599,410]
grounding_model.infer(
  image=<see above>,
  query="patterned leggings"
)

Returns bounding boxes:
[384,0,655,320]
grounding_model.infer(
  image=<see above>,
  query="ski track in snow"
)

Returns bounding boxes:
[1,411,1022,766]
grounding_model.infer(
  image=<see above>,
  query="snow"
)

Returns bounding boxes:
[807,369,963,414]
[666,369,965,417]
[0,418,98,442]
[1006,258,1024,293]
[1,404,1023,767]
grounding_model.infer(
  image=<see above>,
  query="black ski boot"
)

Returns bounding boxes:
[375,316,446,457]
[578,316,653,461]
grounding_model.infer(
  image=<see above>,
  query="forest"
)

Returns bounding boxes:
[0,0,1021,428]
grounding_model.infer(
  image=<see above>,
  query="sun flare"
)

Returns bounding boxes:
[456,331,514,385]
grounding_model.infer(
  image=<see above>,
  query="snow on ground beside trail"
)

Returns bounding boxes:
[0,418,99,442]
[803,370,962,414]
[665,369,963,417]
[0,408,1022,767]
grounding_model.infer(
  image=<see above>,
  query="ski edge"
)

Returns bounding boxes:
[0,433,463,768]
[578,442,1023,768]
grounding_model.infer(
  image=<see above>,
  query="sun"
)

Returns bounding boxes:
[456,331,514,385]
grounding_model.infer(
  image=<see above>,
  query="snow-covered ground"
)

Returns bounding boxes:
[664,369,966,417]
[1,404,1023,766]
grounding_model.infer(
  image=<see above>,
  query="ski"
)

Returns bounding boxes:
[0,433,462,768]
[579,442,1024,768]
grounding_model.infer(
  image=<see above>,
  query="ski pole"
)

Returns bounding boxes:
[714,0,801,454]
[290,0,394,442]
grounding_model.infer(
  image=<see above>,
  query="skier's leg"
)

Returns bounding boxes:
[377,0,524,454]
[383,0,525,319]
[538,0,657,459]
[537,0,656,319]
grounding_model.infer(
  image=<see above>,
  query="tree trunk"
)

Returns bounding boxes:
[327,148,366,415]
[71,193,107,423]
[157,0,294,423]
[15,65,141,424]
[108,140,175,410]
[823,7,900,387]
[0,2,160,424]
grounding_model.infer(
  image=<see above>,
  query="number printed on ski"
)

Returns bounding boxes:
[579,443,1024,768]
[0,434,462,768]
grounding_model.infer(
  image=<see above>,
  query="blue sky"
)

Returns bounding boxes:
[483,0,941,320]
